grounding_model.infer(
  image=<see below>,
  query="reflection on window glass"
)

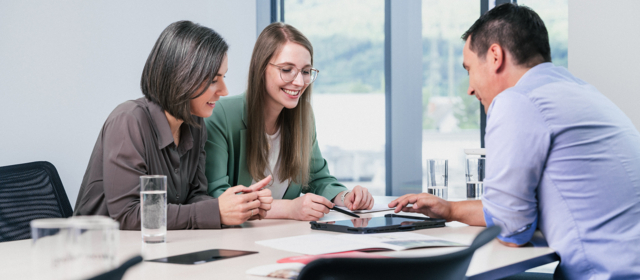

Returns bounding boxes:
[519,0,568,68]
[285,0,386,195]
[422,0,481,199]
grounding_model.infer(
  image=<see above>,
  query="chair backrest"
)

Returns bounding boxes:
[297,226,501,280]
[0,161,73,242]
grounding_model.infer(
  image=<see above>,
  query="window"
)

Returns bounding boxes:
[422,0,481,199]
[282,0,568,198]
[284,0,386,195]
[518,0,568,68]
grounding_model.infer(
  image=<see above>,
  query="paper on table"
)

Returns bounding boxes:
[277,251,391,264]
[256,234,364,255]
[255,232,467,255]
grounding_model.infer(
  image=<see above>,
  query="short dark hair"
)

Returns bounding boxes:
[462,3,551,67]
[141,20,228,127]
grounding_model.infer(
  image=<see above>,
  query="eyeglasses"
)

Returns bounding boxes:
[269,63,319,84]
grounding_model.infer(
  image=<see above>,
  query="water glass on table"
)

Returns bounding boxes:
[30,216,119,280]
[140,175,167,243]
[466,157,485,198]
[425,159,448,200]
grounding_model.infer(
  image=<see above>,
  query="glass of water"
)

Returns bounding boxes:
[140,175,167,243]
[30,216,119,279]
[425,159,448,199]
[466,157,485,198]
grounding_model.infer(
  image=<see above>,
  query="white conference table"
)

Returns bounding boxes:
[0,196,558,279]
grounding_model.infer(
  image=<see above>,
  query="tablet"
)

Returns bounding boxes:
[146,249,257,265]
[310,214,445,234]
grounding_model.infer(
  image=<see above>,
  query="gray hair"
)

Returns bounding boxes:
[141,20,228,127]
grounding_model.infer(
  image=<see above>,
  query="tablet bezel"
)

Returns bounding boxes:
[310,214,445,234]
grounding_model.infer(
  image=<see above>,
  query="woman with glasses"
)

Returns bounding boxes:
[74,21,273,229]
[204,22,374,221]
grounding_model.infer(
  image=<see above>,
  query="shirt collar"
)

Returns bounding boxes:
[514,62,554,87]
[488,62,555,114]
[144,98,194,151]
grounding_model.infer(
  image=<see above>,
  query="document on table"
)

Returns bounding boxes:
[255,232,467,255]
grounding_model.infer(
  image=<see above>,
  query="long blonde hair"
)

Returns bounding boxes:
[246,22,314,186]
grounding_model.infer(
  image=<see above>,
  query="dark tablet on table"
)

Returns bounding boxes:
[146,249,257,265]
[310,214,446,234]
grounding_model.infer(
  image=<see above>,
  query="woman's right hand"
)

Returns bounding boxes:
[249,176,273,220]
[218,176,272,225]
[288,193,334,221]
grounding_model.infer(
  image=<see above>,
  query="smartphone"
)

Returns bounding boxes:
[146,249,257,265]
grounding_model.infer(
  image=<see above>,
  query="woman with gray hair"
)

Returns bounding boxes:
[74,21,272,230]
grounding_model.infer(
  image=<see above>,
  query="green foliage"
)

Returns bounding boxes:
[423,86,436,129]
[453,77,480,129]
[285,0,568,131]
[307,35,384,94]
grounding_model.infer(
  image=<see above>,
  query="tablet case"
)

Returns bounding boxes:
[310,214,446,234]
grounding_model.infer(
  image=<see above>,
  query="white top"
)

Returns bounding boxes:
[251,129,290,199]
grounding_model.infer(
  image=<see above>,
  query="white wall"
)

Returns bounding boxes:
[0,1,256,207]
[569,0,640,130]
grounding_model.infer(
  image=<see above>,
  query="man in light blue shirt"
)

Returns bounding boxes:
[390,4,640,279]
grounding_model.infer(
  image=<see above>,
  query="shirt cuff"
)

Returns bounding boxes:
[321,184,348,202]
[195,198,222,229]
[483,207,537,246]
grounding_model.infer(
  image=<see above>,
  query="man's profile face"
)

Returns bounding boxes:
[462,37,497,112]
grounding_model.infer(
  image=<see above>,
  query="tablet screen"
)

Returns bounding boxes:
[319,216,427,228]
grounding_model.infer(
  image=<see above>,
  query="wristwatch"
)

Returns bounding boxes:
[340,191,350,204]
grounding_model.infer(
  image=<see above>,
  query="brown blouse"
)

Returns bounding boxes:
[74,98,221,230]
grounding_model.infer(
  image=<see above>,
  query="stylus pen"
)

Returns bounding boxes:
[331,206,360,218]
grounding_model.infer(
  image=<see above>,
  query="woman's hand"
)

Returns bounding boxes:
[351,217,371,227]
[288,193,334,221]
[337,185,374,210]
[218,185,259,225]
[249,176,273,220]
[218,176,272,225]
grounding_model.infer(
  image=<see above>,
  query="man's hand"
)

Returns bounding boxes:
[288,193,334,221]
[388,193,453,221]
[336,185,374,210]
[389,194,486,226]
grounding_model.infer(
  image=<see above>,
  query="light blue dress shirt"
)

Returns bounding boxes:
[482,63,640,279]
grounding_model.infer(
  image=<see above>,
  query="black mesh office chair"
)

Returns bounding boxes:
[0,161,73,242]
[297,225,501,280]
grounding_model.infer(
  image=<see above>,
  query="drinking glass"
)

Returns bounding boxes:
[30,216,119,279]
[425,159,448,199]
[466,157,485,198]
[140,175,167,243]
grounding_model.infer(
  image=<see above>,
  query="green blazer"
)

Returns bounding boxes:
[204,94,347,201]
